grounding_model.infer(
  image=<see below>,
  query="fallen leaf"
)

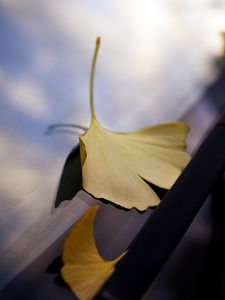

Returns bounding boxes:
[80,37,191,211]
[61,205,126,300]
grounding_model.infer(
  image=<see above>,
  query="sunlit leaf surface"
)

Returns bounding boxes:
[80,38,191,211]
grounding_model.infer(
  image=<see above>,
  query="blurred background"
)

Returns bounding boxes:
[1,0,225,297]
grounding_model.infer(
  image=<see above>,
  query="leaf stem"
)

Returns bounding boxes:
[90,37,101,120]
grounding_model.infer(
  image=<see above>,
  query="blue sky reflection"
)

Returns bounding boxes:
[0,0,225,289]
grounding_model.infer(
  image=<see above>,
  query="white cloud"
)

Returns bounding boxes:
[1,0,225,129]
[0,74,48,118]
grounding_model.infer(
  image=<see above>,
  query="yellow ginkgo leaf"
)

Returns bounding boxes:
[79,37,191,211]
[61,205,126,300]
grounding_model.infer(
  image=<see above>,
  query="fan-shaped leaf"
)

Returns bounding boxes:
[61,206,126,300]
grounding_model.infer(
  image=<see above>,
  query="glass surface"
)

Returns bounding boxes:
[0,1,225,298]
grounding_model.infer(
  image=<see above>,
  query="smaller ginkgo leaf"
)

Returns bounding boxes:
[79,37,191,211]
[61,206,126,300]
